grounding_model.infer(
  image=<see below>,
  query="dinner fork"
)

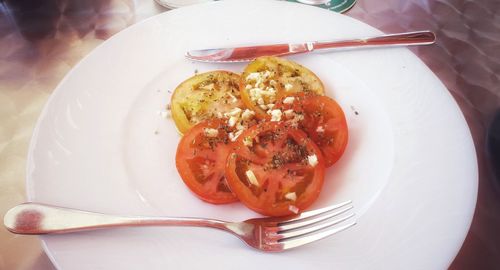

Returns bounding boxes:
[4,201,355,252]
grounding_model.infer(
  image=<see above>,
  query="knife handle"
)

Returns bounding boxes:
[313,31,436,51]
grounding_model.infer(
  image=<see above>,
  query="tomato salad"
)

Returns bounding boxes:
[171,56,348,216]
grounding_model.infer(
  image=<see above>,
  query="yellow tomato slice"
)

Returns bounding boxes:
[240,56,325,119]
[171,71,244,134]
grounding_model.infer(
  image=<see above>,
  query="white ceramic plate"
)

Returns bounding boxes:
[27,1,477,269]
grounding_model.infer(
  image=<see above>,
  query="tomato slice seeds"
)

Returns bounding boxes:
[175,120,238,204]
[225,122,325,216]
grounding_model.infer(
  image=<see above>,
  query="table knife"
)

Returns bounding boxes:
[185,30,436,63]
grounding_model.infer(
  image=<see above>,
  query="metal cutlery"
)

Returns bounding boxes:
[186,30,436,63]
[4,200,355,252]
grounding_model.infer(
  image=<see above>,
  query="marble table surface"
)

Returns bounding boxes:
[0,0,498,269]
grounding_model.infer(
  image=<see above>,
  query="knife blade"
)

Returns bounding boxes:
[185,31,436,63]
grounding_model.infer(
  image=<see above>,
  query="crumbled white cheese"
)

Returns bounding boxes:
[259,104,268,110]
[249,88,262,99]
[262,87,276,96]
[269,79,277,86]
[245,170,259,186]
[226,92,238,103]
[266,103,275,109]
[228,116,238,127]
[283,109,295,118]
[158,110,170,119]
[243,136,253,147]
[289,113,305,127]
[202,83,214,90]
[236,123,245,131]
[226,107,242,117]
[282,96,295,104]
[308,154,318,167]
[284,192,297,201]
[216,112,223,118]
[246,72,261,81]
[246,71,277,107]
[289,205,299,214]
[233,129,243,140]
[241,109,255,120]
[203,128,219,138]
[228,130,243,142]
[263,70,272,78]
[247,70,271,83]
[269,109,282,122]
[284,83,294,91]
[316,126,325,133]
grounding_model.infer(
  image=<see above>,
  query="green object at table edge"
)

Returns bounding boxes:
[287,0,357,13]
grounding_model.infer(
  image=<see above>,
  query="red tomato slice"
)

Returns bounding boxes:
[277,94,348,167]
[225,122,325,216]
[176,120,238,204]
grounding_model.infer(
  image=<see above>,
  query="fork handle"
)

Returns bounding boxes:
[4,203,228,235]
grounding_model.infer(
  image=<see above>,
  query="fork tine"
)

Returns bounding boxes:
[278,205,353,231]
[278,213,355,239]
[279,221,357,250]
[283,200,352,222]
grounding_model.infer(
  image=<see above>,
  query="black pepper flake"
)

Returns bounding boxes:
[350,105,359,115]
